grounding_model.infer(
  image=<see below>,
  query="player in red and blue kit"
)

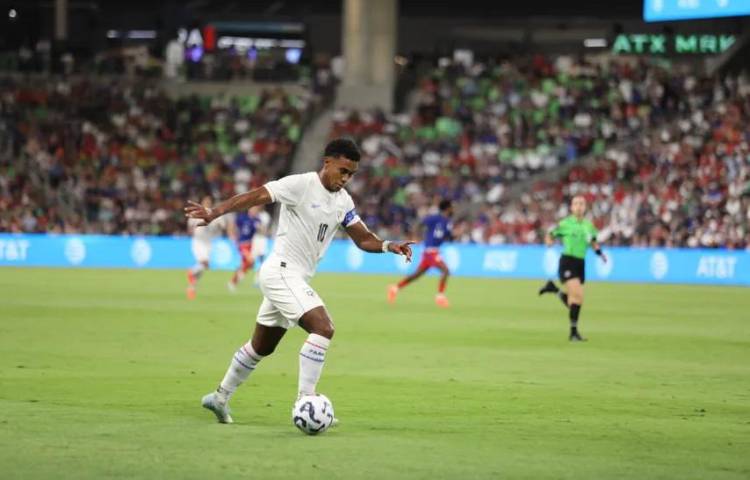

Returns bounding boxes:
[388,200,453,308]
[227,208,261,291]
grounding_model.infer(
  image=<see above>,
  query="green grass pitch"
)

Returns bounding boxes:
[0,267,748,479]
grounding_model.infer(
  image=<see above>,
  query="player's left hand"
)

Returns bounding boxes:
[184,200,216,226]
[600,252,608,263]
[388,241,415,263]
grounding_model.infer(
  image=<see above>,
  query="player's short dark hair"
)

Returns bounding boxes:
[439,200,452,212]
[324,138,361,162]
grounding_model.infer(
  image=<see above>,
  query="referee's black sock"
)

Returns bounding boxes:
[558,292,568,307]
[569,304,581,333]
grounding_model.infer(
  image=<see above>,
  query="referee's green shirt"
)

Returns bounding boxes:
[551,216,598,259]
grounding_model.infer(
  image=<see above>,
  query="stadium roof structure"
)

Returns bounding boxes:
[7,0,644,19]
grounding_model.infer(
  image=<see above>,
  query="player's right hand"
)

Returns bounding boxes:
[184,200,216,226]
[389,241,415,263]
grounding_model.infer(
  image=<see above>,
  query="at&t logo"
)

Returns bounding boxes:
[130,238,152,266]
[650,252,669,280]
[64,238,86,265]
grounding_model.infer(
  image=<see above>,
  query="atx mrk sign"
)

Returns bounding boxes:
[612,34,736,55]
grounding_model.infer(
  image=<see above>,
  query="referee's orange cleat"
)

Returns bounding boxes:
[186,286,196,300]
[435,293,450,308]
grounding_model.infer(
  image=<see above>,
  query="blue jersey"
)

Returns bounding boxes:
[235,212,260,243]
[423,214,452,248]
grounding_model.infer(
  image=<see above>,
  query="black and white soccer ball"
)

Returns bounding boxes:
[292,394,334,435]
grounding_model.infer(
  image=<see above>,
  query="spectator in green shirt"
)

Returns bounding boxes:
[538,195,607,342]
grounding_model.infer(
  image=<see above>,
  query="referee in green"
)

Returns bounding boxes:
[539,195,607,341]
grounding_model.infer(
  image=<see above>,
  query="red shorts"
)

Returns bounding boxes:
[418,249,447,270]
[238,242,253,258]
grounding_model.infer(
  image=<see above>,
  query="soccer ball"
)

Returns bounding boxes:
[292,394,334,435]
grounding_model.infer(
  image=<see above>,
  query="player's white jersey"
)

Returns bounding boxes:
[264,172,360,277]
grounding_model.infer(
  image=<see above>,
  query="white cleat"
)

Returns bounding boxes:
[227,281,237,293]
[202,392,233,424]
[331,417,340,427]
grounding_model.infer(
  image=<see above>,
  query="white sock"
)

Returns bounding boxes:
[298,334,331,395]
[216,342,263,403]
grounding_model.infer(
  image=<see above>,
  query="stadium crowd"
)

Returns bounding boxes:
[331,58,749,248]
[1,56,747,249]
[0,77,315,234]
[505,80,750,249]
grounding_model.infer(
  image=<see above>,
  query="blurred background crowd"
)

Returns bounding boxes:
[1,0,748,249]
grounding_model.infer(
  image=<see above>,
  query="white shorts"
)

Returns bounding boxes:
[256,260,324,330]
[191,239,211,263]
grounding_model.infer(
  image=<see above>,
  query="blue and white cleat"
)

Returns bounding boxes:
[201,392,233,424]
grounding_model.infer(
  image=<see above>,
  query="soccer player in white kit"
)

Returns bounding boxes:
[186,196,228,300]
[185,139,414,424]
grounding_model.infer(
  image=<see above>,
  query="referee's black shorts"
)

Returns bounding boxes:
[558,255,585,284]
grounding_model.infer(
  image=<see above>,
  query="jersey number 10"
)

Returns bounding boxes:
[317,223,329,242]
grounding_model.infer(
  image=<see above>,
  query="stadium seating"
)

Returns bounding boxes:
[0,77,315,234]
[2,57,747,249]
[513,79,750,248]
[331,58,749,248]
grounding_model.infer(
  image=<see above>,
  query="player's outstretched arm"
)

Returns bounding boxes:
[345,221,415,263]
[184,187,273,226]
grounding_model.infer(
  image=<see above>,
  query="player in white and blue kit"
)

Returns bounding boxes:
[185,139,414,424]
